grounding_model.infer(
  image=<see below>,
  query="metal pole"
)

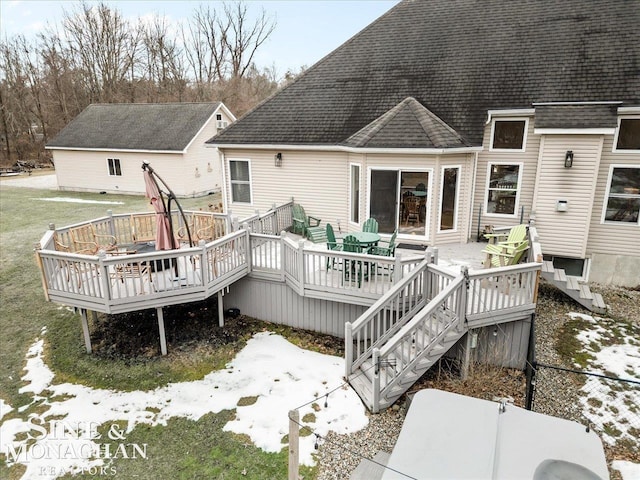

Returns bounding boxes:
[525,313,536,410]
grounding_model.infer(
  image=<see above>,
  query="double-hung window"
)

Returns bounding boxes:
[485,163,522,216]
[229,159,252,203]
[602,166,640,224]
[107,158,121,176]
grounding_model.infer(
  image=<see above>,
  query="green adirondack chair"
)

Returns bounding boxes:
[369,230,397,257]
[482,240,529,268]
[362,218,379,233]
[292,204,323,241]
[342,235,367,287]
[326,223,342,269]
[484,224,527,248]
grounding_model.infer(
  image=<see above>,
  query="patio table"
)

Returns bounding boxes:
[349,231,381,252]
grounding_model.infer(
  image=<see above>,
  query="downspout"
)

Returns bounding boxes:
[467,151,479,241]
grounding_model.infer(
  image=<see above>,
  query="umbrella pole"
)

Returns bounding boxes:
[142,162,194,248]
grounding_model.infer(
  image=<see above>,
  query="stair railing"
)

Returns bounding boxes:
[372,274,466,412]
[345,259,431,377]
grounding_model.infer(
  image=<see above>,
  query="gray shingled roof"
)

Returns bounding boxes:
[209,0,640,148]
[342,97,473,148]
[48,103,221,151]
[534,104,619,129]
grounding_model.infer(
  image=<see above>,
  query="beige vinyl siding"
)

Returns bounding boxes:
[53,150,184,195]
[471,118,540,238]
[533,135,603,258]
[222,149,350,228]
[586,135,640,257]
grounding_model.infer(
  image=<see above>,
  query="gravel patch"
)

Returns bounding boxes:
[316,280,640,479]
[0,171,58,189]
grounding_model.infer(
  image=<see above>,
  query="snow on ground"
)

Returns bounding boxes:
[568,312,640,448]
[0,332,368,479]
[613,460,640,480]
[34,197,125,205]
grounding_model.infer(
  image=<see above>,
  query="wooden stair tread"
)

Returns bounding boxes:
[579,283,594,300]
[542,260,554,273]
[566,276,580,290]
[553,268,567,282]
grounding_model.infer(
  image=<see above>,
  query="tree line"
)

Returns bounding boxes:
[0,1,299,165]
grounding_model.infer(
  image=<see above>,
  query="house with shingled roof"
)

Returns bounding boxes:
[207,0,639,287]
[47,102,235,197]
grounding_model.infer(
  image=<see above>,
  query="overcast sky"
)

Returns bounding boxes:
[0,0,400,75]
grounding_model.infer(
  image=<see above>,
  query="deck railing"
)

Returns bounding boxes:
[238,201,294,235]
[36,229,249,314]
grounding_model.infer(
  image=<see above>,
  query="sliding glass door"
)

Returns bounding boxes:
[369,169,430,237]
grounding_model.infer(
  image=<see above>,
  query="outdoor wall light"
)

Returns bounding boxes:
[564,150,574,168]
[274,152,283,167]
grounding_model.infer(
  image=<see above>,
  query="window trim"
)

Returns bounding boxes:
[483,162,524,218]
[489,118,529,152]
[107,158,121,176]
[612,116,640,153]
[437,165,461,233]
[349,163,361,226]
[228,158,253,205]
[600,164,640,226]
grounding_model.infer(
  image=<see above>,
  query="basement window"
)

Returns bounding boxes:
[107,158,121,176]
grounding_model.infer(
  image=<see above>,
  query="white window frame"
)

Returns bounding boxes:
[228,158,253,205]
[483,162,523,218]
[600,164,640,226]
[612,116,640,153]
[489,118,529,152]
[349,163,361,226]
[437,165,461,233]
[107,158,121,176]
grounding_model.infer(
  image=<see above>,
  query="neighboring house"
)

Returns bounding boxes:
[47,103,236,197]
[207,0,640,287]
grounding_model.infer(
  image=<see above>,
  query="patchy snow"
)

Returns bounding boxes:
[568,311,640,472]
[0,398,13,421]
[35,197,125,205]
[613,460,640,480]
[0,331,368,479]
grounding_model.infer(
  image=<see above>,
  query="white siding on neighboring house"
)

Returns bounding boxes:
[53,150,183,195]
[182,112,225,197]
[471,118,540,239]
[532,135,603,258]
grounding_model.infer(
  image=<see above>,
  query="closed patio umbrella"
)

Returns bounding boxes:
[143,169,176,251]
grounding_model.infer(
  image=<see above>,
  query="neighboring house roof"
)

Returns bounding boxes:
[209,0,640,148]
[47,103,222,152]
[342,97,473,149]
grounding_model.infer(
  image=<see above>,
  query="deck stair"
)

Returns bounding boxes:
[345,262,468,412]
[541,261,607,314]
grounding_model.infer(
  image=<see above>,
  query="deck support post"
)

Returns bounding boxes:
[217,290,224,327]
[461,329,474,380]
[157,307,167,355]
[80,309,92,354]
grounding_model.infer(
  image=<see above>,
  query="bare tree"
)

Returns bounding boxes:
[142,15,187,102]
[222,2,276,79]
[61,2,140,102]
